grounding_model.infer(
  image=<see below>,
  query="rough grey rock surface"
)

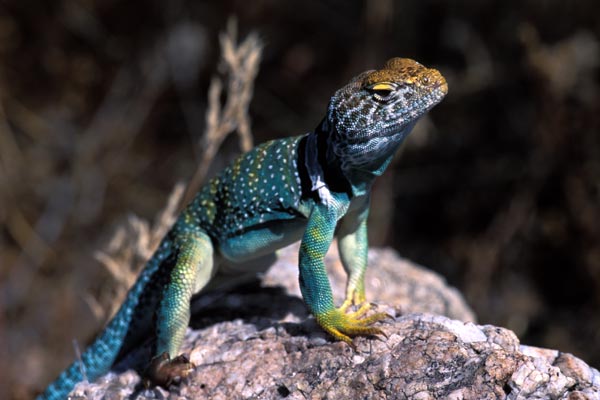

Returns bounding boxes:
[69,246,599,399]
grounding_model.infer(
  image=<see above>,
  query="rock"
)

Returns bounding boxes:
[69,246,600,399]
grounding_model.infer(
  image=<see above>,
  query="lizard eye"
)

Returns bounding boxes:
[419,75,431,86]
[369,82,395,101]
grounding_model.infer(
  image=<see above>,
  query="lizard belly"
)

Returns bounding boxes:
[217,217,307,269]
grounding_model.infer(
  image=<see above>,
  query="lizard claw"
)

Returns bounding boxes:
[315,306,388,346]
[144,352,195,388]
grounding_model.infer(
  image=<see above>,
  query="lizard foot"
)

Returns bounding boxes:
[144,352,195,388]
[340,299,394,321]
[339,300,373,318]
[315,306,389,347]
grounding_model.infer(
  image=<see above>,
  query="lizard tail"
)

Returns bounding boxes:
[37,251,167,400]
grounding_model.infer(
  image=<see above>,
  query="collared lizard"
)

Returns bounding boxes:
[39,57,447,399]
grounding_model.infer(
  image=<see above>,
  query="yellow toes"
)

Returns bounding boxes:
[315,305,389,345]
[339,299,353,313]
[347,302,372,319]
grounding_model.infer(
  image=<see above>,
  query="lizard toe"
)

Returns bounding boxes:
[144,352,195,388]
[315,307,388,346]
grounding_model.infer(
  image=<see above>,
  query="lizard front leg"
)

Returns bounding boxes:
[299,202,385,345]
[337,207,390,324]
[146,230,215,387]
[337,202,369,312]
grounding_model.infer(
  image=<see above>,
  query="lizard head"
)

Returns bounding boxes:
[323,57,447,175]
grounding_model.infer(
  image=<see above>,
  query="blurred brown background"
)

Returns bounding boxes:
[0,1,599,398]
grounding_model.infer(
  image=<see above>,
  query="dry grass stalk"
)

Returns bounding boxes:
[94,20,263,320]
[91,183,185,320]
[181,19,263,207]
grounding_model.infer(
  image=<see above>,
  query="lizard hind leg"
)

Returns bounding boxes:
[145,230,215,387]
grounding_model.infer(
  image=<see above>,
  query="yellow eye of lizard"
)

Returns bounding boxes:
[370,82,395,100]
[371,83,394,91]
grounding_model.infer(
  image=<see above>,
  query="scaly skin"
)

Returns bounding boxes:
[39,57,447,400]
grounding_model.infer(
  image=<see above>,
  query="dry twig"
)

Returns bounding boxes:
[91,183,185,320]
[181,19,263,207]
[94,20,262,320]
